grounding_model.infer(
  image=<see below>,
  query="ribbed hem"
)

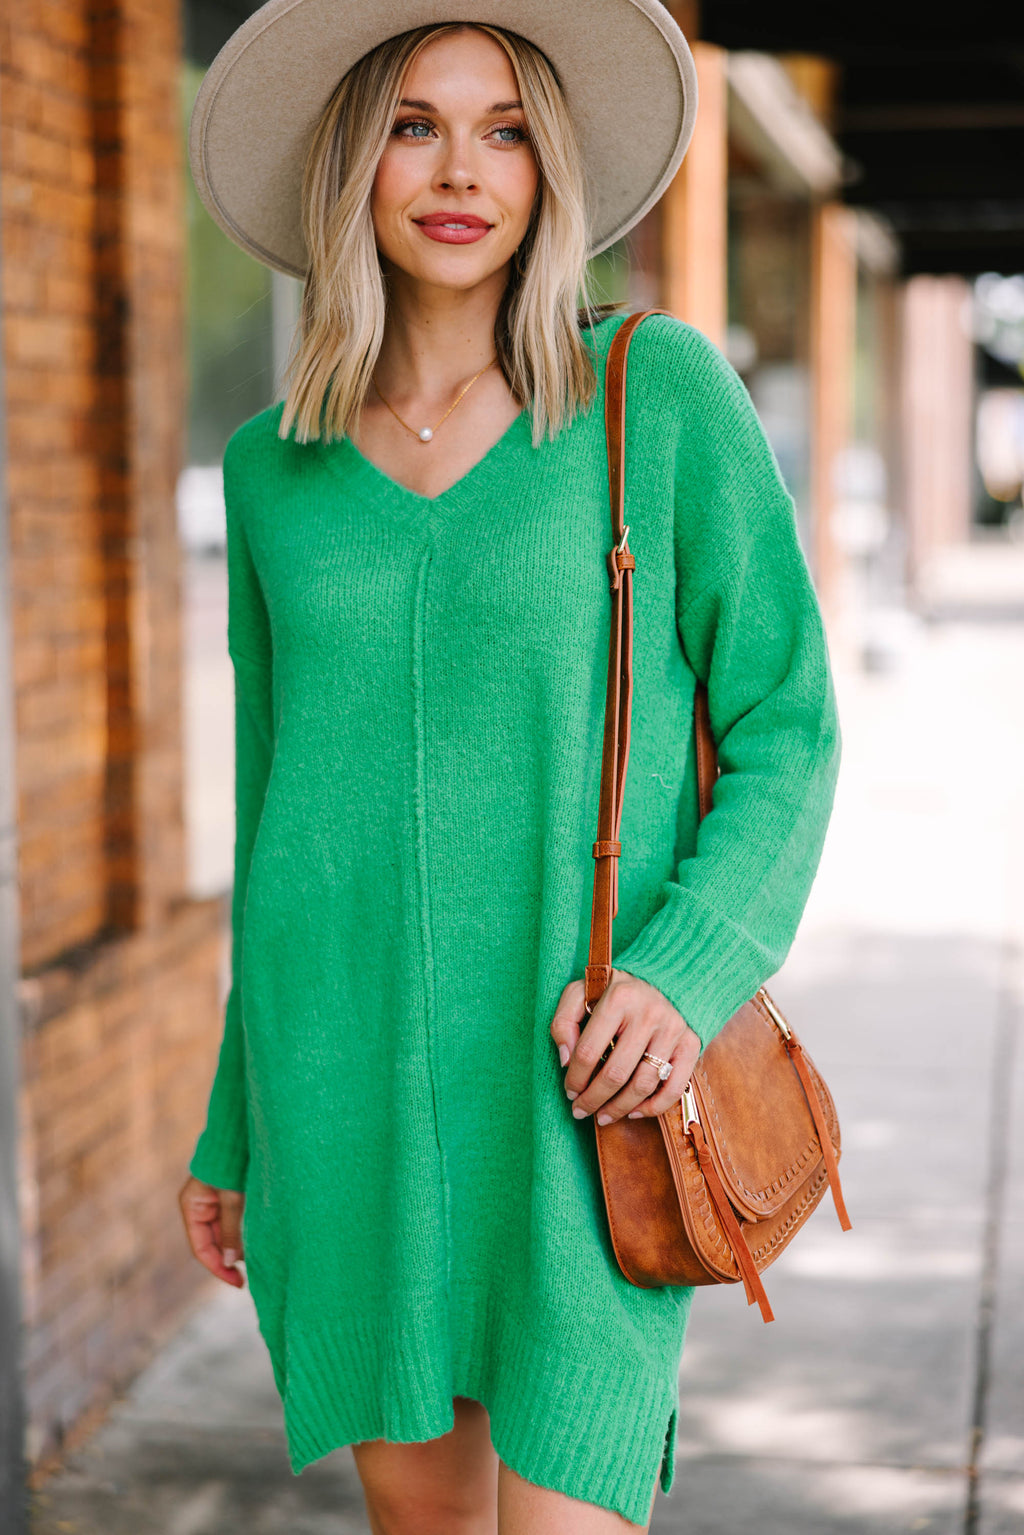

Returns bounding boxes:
[613,885,770,1049]
[278,1299,455,1464]
[268,1282,682,1527]
[453,1287,677,1524]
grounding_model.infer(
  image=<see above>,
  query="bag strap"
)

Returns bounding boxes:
[585,308,679,1014]
[587,308,852,1242]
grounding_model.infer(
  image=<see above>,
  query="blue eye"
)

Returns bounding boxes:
[394,118,434,138]
[392,117,529,146]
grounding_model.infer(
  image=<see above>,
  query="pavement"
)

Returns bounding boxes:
[28,533,1024,1534]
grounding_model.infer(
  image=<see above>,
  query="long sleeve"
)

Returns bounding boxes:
[189,436,275,1191]
[612,322,842,1049]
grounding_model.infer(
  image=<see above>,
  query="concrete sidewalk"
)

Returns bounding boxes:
[30,542,1024,1534]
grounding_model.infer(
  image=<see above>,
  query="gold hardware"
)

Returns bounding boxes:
[682,1082,700,1129]
[757,985,791,1040]
[615,523,631,554]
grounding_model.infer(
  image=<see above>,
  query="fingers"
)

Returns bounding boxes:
[561,970,638,1102]
[219,1191,245,1267]
[557,970,702,1124]
[624,1024,702,1121]
[561,1010,621,1103]
[549,976,587,1069]
[179,1177,247,1289]
[568,1021,675,1123]
[593,1046,677,1124]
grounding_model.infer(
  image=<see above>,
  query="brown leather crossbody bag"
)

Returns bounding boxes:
[584,308,851,1323]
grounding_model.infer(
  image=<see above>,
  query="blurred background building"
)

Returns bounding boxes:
[1,0,1023,1523]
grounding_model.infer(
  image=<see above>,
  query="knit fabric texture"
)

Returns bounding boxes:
[189,310,842,1524]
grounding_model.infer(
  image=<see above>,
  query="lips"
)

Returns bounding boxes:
[414,212,492,229]
[412,212,493,246]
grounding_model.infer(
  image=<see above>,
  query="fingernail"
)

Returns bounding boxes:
[627,1111,643,1119]
[565,1088,578,1100]
[558,1044,570,1067]
[596,1113,612,1125]
[572,1105,587,1118]
[223,1249,238,1265]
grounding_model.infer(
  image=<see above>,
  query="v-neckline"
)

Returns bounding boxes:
[322,405,530,509]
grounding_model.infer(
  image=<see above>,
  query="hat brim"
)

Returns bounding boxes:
[189,0,698,278]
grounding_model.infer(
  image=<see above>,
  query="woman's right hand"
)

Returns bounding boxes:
[179,1175,246,1288]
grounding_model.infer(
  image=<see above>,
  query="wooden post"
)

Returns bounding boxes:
[809,201,858,628]
[95,0,189,932]
[899,275,975,597]
[659,36,728,346]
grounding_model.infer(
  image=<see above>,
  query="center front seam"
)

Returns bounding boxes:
[410,545,453,1317]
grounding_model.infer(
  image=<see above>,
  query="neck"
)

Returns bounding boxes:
[374,265,508,404]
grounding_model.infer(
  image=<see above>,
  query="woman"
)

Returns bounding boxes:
[179,4,842,1531]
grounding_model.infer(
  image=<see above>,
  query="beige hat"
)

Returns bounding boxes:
[189,0,698,277]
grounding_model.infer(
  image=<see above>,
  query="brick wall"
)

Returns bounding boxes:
[1,0,229,1473]
[3,0,110,964]
[19,896,226,1469]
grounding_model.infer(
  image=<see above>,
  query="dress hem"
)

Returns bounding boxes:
[264,1279,683,1527]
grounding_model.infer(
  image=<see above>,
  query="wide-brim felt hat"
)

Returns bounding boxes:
[189,0,699,277]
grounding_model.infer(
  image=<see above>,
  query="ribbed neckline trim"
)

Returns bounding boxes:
[321,402,531,510]
[308,312,629,512]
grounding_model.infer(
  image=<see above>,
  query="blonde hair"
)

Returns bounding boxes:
[276,22,619,449]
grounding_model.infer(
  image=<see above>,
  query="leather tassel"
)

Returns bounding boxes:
[785,1035,852,1231]
[689,1120,775,1324]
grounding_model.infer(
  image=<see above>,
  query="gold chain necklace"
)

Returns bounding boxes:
[372,356,498,444]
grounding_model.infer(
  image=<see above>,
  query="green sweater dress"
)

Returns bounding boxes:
[189,310,842,1524]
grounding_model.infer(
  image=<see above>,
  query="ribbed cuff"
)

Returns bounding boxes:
[612,886,770,1049]
[189,1119,249,1193]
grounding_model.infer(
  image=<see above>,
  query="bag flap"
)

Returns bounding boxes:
[691,991,839,1223]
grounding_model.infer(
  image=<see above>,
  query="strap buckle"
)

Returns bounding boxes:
[608,524,634,589]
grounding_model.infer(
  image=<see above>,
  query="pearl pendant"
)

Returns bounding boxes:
[418,426,433,443]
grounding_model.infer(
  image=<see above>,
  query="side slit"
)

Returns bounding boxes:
[659,1403,678,1494]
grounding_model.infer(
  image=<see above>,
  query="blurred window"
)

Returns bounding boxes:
[727,178,813,559]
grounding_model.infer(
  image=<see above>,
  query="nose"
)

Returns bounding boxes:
[435,127,478,192]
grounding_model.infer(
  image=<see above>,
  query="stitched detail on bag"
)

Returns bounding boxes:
[668,1098,832,1280]
[694,996,838,1209]
[746,1165,831,1264]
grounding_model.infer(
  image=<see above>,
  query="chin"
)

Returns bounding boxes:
[390,252,514,291]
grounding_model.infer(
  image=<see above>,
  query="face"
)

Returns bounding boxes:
[370,28,540,296]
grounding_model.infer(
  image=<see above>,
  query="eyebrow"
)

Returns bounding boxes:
[398,97,524,113]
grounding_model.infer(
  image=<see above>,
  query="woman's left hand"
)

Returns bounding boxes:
[549,969,702,1124]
